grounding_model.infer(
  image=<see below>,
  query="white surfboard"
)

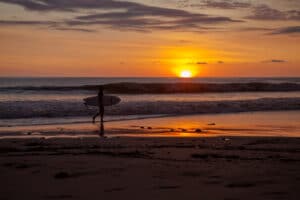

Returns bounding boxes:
[84,95,121,107]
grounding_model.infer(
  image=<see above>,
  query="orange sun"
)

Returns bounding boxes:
[179,70,192,78]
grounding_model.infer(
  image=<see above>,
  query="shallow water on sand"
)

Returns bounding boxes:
[1,111,299,138]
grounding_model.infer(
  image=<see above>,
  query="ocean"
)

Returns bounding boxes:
[0,77,300,127]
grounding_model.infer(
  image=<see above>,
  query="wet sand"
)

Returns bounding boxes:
[0,136,299,200]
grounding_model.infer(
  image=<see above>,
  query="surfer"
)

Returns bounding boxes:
[92,86,105,136]
[84,87,120,137]
[99,87,105,137]
[92,87,104,123]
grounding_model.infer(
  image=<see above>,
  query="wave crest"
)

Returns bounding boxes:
[1,98,299,119]
[1,82,300,94]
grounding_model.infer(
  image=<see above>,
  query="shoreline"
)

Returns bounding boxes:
[1,110,300,199]
[1,111,299,199]
[1,111,300,138]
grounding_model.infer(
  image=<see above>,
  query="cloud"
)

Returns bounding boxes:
[247,4,300,20]
[0,20,94,32]
[70,1,241,32]
[186,61,208,65]
[0,20,55,26]
[217,61,224,64]
[263,59,287,63]
[196,62,208,65]
[53,27,95,33]
[178,40,192,43]
[271,26,300,35]
[0,0,241,32]
[0,0,140,12]
[191,0,251,10]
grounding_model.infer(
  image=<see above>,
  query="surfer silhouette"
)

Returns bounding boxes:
[84,86,121,137]
[92,86,105,137]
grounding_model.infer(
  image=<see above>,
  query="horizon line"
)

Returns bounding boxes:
[1,76,300,79]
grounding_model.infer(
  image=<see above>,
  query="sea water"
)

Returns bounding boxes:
[0,77,300,127]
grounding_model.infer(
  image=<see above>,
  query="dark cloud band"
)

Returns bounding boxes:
[271,26,300,35]
[0,0,241,32]
[247,4,300,21]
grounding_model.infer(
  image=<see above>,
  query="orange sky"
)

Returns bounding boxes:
[0,0,299,77]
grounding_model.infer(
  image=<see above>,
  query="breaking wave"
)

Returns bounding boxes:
[1,98,299,119]
[1,82,300,94]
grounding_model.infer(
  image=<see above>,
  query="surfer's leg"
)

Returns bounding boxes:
[92,112,100,123]
[100,111,104,123]
[100,110,104,136]
[100,122,104,137]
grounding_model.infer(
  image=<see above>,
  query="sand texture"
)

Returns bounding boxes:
[0,136,299,200]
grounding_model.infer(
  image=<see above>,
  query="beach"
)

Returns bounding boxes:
[1,111,300,200]
[0,78,300,199]
[1,136,299,200]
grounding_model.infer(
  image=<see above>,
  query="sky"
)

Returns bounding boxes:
[0,0,299,77]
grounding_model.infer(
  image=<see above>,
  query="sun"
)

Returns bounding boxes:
[180,70,192,78]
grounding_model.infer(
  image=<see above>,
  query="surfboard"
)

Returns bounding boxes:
[83,95,121,107]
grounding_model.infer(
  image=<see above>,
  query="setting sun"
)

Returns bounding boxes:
[180,70,192,78]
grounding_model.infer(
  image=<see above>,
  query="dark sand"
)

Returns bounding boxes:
[0,136,299,200]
